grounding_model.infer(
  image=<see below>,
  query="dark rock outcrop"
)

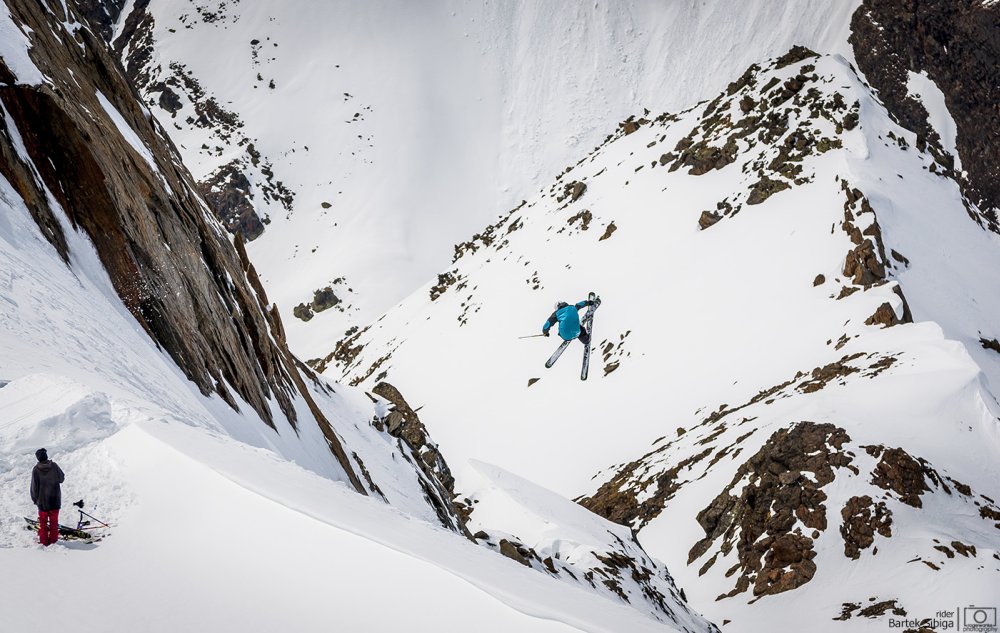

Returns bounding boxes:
[865,302,900,328]
[836,600,907,620]
[0,0,365,493]
[312,286,340,312]
[843,240,886,287]
[598,221,617,241]
[867,446,931,507]
[498,539,532,567]
[430,271,458,301]
[840,495,893,559]
[198,161,265,241]
[292,303,314,322]
[698,210,722,230]
[746,176,790,205]
[688,422,853,598]
[557,180,586,203]
[73,0,129,41]
[371,382,471,535]
[851,0,1000,230]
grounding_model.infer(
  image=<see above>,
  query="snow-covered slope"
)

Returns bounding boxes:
[327,48,1000,630]
[0,150,709,632]
[110,0,861,355]
[0,2,718,630]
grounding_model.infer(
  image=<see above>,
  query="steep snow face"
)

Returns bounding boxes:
[1,2,719,629]
[905,71,962,172]
[463,461,714,632]
[0,109,712,633]
[115,0,860,356]
[0,156,432,531]
[330,50,1000,630]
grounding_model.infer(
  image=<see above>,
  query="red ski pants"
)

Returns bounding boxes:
[38,510,59,546]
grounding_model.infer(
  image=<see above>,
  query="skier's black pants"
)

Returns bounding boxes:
[578,328,591,345]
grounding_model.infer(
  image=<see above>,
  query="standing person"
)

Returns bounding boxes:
[542,297,600,344]
[30,448,65,546]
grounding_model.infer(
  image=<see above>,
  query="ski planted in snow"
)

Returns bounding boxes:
[580,292,600,381]
[545,339,572,368]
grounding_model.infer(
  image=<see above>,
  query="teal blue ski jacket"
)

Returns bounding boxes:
[542,300,593,341]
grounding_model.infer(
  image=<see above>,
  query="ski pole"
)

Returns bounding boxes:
[518,334,546,339]
[79,511,111,529]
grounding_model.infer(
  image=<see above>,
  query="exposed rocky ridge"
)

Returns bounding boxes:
[471,525,717,633]
[840,495,893,560]
[0,0,364,493]
[73,0,128,41]
[850,0,1000,231]
[580,346,1000,607]
[198,160,265,240]
[370,382,471,535]
[79,0,293,242]
[327,52,875,383]
[316,38,1000,625]
[463,463,719,632]
[654,47,857,227]
[579,352,896,530]
[689,422,852,599]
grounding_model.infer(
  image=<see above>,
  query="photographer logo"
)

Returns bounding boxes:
[964,607,997,633]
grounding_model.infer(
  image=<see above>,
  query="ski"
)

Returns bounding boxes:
[23,517,94,541]
[545,339,572,368]
[580,292,600,380]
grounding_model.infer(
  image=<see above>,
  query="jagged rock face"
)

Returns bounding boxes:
[2,0,282,424]
[689,422,852,599]
[370,382,470,534]
[578,353,895,531]
[850,0,1000,229]
[75,0,294,242]
[198,161,265,240]
[577,342,1000,607]
[867,445,934,508]
[318,34,1000,623]
[0,0,364,492]
[72,0,128,41]
[840,495,893,560]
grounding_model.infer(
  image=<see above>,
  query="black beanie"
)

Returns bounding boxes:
[35,448,48,463]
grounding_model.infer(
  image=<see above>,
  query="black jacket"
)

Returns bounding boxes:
[31,461,65,511]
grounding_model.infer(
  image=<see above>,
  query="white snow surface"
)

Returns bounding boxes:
[462,459,713,632]
[0,2,45,85]
[333,52,1000,630]
[94,89,163,178]
[127,0,860,356]
[0,140,699,630]
[906,70,963,172]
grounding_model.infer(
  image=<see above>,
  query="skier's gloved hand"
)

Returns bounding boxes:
[543,329,550,337]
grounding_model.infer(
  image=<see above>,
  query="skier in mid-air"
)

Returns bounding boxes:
[542,297,599,344]
[542,293,601,379]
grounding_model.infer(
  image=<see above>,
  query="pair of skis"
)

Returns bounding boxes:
[544,292,600,380]
[23,517,96,542]
[23,499,110,544]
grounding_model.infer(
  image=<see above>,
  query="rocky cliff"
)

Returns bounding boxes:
[851,0,1000,229]
[0,0,364,494]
